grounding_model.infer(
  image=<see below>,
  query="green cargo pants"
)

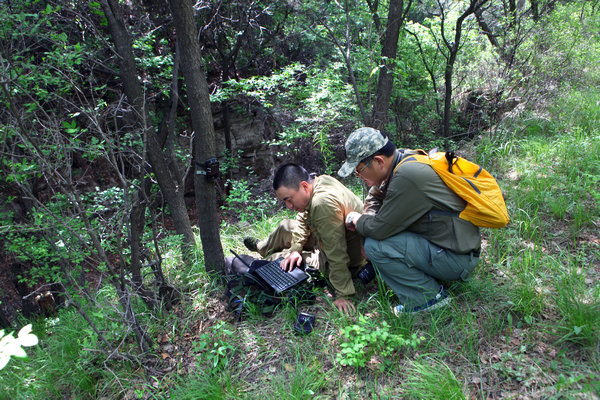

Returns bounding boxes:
[364,231,479,309]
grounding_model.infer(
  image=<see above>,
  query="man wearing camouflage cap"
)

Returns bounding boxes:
[341,127,481,314]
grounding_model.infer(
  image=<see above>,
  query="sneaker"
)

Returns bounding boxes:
[393,286,452,315]
[243,237,259,252]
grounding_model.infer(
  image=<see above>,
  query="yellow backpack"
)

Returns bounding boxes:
[394,150,509,228]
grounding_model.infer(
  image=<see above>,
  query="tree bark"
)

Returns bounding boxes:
[168,0,225,272]
[129,178,150,288]
[100,0,197,263]
[508,0,517,29]
[371,0,409,130]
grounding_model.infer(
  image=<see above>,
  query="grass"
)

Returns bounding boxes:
[553,262,600,346]
[2,91,599,399]
[403,358,466,400]
[158,101,598,399]
[168,370,244,400]
[0,310,112,400]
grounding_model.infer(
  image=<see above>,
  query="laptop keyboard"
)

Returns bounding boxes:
[255,260,302,292]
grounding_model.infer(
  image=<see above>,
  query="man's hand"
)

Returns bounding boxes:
[280,251,303,271]
[345,212,362,231]
[333,298,356,315]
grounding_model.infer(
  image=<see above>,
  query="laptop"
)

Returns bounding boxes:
[230,251,309,293]
[253,258,309,293]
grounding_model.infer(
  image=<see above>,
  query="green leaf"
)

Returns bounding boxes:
[369,65,381,77]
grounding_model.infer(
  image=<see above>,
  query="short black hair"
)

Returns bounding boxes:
[360,131,397,165]
[273,163,313,191]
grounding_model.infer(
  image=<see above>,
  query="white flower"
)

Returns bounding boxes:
[17,324,39,347]
[0,324,38,370]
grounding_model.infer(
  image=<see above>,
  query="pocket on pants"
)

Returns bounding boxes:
[365,235,408,263]
[429,245,469,281]
[460,254,480,280]
[460,268,471,281]
[429,245,448,268]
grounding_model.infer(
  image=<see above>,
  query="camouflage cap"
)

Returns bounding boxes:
[338,127,389,177]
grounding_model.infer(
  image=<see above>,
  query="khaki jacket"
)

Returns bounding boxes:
[289,175,365,297]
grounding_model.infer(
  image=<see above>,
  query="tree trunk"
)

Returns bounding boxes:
[168,0,225,272]
[365,0,382,34]
[100,0,197,264]
[129,178,153,289]
[508,0,517,29]
[222,102,233,193]
[406,28,440,116]
[441,0,487,136]
[474,7,500,49]
[530,0,539,21]
[371,0,407,130]
[442,60,454,138]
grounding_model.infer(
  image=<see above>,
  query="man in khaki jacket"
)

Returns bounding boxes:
[245,163,365,314]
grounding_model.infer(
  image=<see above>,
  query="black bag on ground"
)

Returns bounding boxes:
[224,255,315,319]
[225,259,281,318]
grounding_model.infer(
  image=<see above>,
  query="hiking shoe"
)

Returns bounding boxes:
[393,286,452,315]
[243,237,259,252]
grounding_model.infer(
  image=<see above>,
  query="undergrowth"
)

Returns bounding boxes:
[2,92,600,400]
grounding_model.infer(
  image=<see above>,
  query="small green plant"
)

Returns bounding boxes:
[336,314,423,369]
[268,351,327,400]
[451,309,480,363]
[506,248,549,318]
[168,369,242,400]
[192,322,236,371]
[0,307,110,398]
[491,346,540,386]
[222,179,276,222]
[313,126,335,174]
[219,148,243,176]
[551,373,600,399]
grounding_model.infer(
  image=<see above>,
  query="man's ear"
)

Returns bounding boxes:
[299,180,314,195]
[373,155,386,169]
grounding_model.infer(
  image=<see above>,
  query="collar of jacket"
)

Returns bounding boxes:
[304,175,321,213]
[386,149,404,184]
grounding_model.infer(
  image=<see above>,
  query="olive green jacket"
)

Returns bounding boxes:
[289,175,365,297]
[357,150,481,254]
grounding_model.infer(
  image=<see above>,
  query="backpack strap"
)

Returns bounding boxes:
[394,149,428,174]
[225,273,281,318]
[393,149,463,220]
[445,151,457,173]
